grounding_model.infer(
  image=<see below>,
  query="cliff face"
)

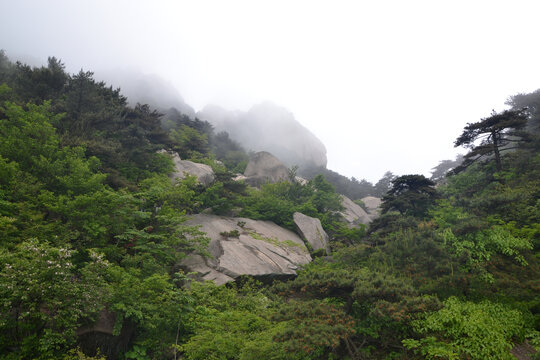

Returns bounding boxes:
[197,102,327,170]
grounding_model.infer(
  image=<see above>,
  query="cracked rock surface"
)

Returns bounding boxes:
[360,196,382,221]
[339,195,372,227]
[293,212,330,254]
[181,214,311,285]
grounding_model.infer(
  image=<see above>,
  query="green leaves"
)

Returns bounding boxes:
[0,240,108,358]
[433,201,533,268]
[170,125,209,159]
[404,297,528,360]
[181,281,275,360]
[381,175,438,218]
[181,281,356,360]
[0,98,209,358]
[239,175,343,234]
[454,109,529,173]
[105,267,192,358]
[0,101,61,179]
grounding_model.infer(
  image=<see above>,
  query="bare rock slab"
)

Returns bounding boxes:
[182,214,311,285]
[293,212,330,254]
[243,151,289,187]
[361,196,382,220]
[339,195,372,227]
[158,150,215,186]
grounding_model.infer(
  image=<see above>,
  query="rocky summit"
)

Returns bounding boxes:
[197,102,327,170]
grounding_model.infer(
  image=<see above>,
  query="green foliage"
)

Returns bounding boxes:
[381,174,438,218]
[0,73,209,358]
[181,281,277,360]
[300,165,377,200]
[124,345,149,360]
[433,201,532,267]
[240,174,343,232]
[0,101,63,180]
[441,225,532,267]
[220,229,240,238]
[1,52,539,360]
[211,131,249,172]
[273,260,441,357]
[182,281,356,360]
[62,348,107,360]
[430,155,463,183]
[197,166,248,215]
[404,297,529,359]
[373,171,396,197]
[105,268,191,358]
[454,109,529,172]
[272,300,356,358]
[170,124,209,159]
[1,57,175,188]
[0,240,108,359]
[506,88,540,133]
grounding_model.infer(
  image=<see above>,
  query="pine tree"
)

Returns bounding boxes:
[454,109,528,172]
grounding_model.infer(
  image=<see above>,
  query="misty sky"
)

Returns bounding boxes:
[2,0,540,182]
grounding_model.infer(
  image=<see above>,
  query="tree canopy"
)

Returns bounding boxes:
[380,174,437,218]
[454,109,528,172]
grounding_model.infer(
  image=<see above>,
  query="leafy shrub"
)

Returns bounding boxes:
[403,297,528,360]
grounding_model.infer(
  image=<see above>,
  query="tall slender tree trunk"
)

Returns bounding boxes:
[491,130,502,172]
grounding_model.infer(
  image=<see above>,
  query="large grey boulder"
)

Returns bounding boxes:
[243,151,289,187]
[361,196,382,220]
[159,150,215,186]
[181,214,311,285]
[339,195,372,227]
[293,212,330,254]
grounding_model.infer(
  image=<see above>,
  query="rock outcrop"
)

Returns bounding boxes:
[243,151,289,187]
[361,196,382,220]
[181,214,311,285]
[197,102,327,170]
[339,195,372,227]
[293,212,330,254]
[159,150,215,186]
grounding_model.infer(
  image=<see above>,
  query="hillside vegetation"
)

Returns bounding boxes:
[0,53,539,359]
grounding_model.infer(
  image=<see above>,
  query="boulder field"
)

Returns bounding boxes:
[162,150,381,283]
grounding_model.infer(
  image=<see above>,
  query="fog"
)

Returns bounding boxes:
[2,0,540,182]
